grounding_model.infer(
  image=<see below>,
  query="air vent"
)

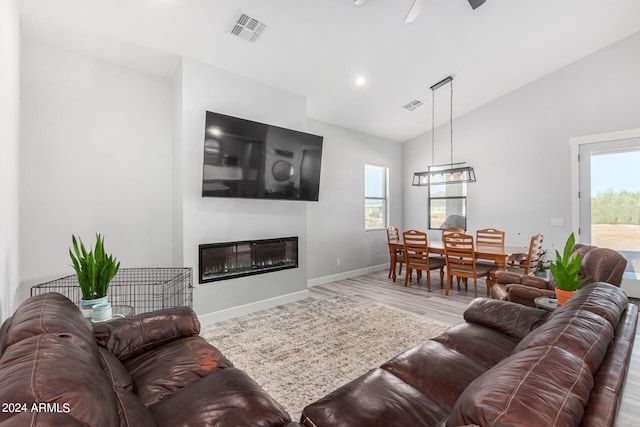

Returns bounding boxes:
[230,12,267,43]
[402,99,424,111]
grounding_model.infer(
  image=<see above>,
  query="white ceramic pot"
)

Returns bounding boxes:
[80,296,108,319]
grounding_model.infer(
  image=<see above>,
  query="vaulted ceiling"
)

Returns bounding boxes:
[18,0,640,142]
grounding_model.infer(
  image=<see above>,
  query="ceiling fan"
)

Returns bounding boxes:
[353,0,486,24]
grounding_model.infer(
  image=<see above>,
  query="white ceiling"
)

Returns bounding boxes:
[18,0,640,142]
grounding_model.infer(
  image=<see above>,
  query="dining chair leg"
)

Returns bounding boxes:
[445,274,451,296]
[439,268,444,288]
[404,267,411,287]
[426,270,431,292]
[485,273,494,296]
[473,278,478,298]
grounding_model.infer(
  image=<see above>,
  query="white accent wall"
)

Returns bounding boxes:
[404,31,640,253]
[175,58,311,317]
[306,120,403,284]
[0,0,20,321]
[19,39,174,296]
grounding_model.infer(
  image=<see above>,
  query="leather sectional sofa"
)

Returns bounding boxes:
[1,282,636,426]
[301,282,637,426]
[491,243,628,307]
[0,292,300,427]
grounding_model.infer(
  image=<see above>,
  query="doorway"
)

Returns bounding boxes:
[572,129,640,296]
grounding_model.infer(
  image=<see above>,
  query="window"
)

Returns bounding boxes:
[428,182,467,230]
[365,164,388,230]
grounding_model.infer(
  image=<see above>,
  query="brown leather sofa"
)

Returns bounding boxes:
[0,292,300,427]
[491,244,627,307]
[300,282,637,426]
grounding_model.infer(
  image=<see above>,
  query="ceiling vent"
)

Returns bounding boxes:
[402,99,424,111]
[230,12,267,43]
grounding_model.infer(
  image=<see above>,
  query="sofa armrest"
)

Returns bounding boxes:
[463,298,550,339]
[505,284,556,307]
[93,306,200,362]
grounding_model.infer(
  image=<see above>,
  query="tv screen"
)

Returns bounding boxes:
[202,111,323,201]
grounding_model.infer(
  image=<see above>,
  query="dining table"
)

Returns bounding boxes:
[387,239,528,283]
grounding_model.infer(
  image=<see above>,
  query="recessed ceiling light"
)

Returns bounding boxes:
[355,76,367,86]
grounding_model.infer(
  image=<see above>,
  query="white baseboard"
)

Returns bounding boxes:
[307,264,388,287]
[198,289,309,325]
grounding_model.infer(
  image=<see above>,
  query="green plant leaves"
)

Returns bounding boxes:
[549,232,589,292]
[69,234,120,300]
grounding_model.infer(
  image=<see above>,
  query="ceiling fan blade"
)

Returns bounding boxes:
[404,0,425,24]
[468,0,487,9]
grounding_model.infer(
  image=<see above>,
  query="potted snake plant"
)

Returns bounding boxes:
[70,234,120,317]
[549,233,588,306]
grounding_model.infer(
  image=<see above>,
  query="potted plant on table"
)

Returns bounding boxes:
[549,232,589,306]
[69,234,120,317]
[536,249,550,278]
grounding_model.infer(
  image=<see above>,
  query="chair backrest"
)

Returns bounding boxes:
[442,227,465,240]
[387,226,400,243]
[578,246,627,287]
[476,228,505,247]
[443,233,476,276]
[522,233,544,275]
[403,230,429,269]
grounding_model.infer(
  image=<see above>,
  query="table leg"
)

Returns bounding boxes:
[389,250,397,281]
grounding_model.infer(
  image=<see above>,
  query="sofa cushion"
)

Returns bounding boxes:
[93,307,200,362]
[446,346,593,427]
[432,323,520,369]
[551,282,627,328]
[514,309,613,374]
[0,293,98,359]
[113,387,158,427]
[381,340,487,411]
[150,367,291,427]
[462,298,549,339]
[97,346,133,391]
[301,368,447,427]
[0,412,91,426]
[0,334,119,427]
[124,336,233,406]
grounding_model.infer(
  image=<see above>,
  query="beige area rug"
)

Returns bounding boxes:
[200,296,448,418]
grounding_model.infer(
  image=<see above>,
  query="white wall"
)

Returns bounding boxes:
[19,39,174,295]
[404,31,640,253]
[306,120,403,283]
[0,0,20,321]
[177,58,310,318]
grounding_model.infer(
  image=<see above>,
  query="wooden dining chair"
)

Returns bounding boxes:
[507,233,544,276]
[475,228,506,291]
[402,230,445,292]
[386,226,404,280]
[476,228,505,247]
[442,227,465,239]
[441,227,465,286]
[443,233,493,298]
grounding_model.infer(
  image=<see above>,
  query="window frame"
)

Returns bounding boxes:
[364,164,389,231]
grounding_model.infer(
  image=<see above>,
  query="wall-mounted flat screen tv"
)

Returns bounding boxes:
[202,111,323,201]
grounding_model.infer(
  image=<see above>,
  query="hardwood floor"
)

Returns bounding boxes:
[306,269,639,427]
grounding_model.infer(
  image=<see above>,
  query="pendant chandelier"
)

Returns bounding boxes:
[412,76,476,186]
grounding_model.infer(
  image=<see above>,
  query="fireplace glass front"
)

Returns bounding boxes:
[199,237,298,283]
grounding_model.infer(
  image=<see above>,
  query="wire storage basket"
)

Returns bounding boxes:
[30,268,193,315]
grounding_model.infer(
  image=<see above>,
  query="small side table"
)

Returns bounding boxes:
[534,296,558,312]
[112,305,135,318]
[90,305,135,325]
